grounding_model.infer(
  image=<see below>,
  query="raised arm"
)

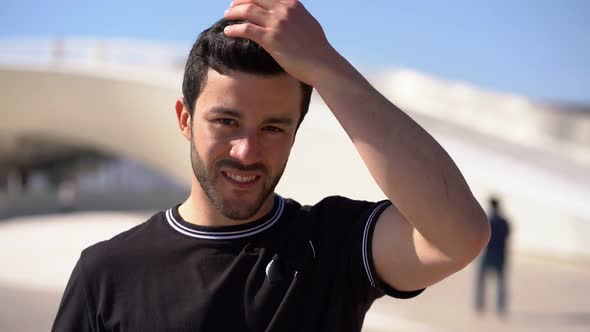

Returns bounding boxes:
[224,0,490,291]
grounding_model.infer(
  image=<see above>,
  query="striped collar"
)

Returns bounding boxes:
[165,195,285,240]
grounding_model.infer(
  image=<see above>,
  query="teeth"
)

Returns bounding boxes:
[226,173,257,183]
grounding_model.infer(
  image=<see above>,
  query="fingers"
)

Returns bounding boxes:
[224,1,274,42]
[225,3,271,27]
[230,0,273,10]
[223,22,266,44]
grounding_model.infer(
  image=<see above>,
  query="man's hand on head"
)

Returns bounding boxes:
[224,0,339,86]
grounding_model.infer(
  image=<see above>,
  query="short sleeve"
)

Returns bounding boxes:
[52,252,95,332]
[361,201,425,300]
[308,196,424,307]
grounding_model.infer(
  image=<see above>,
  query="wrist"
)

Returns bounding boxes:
[309,47,348,86]
[312,50,365,96]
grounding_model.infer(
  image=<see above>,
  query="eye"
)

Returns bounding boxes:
[263,126,284,133]
[214,118,237,126]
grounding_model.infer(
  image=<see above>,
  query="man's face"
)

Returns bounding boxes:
[190,69,302,220]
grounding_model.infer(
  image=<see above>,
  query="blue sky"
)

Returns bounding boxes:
[1,0,589,105]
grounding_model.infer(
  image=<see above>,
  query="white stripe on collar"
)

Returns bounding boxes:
[166,196,285,240]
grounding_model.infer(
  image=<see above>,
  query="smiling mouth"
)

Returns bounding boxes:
[221,171,261,185]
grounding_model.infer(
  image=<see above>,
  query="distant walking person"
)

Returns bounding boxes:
[476,196,511,316]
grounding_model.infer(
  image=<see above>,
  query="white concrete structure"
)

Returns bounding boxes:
[1,38,589,261]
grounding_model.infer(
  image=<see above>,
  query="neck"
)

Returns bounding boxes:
[178,177,275,227]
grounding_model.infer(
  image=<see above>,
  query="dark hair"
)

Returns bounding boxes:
[490,196,499,209]
[182,18,313,127]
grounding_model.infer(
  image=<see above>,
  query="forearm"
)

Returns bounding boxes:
[223,0,487,258]
[313,53,489,258]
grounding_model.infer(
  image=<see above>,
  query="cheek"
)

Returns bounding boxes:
[192,131,230,165]
[265,141,293,169]
[203,141,230,166]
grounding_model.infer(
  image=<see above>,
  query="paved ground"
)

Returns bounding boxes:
[367,255,590,332]
[1,214,589,332]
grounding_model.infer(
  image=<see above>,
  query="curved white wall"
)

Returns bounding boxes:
[1,59,589,262]
[0,65,191,183]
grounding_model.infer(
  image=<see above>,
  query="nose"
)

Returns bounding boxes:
[229,133,263,165]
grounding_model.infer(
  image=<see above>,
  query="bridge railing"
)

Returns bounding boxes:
[0,37,188,71]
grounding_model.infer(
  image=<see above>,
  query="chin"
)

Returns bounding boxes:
[218,191,272,220]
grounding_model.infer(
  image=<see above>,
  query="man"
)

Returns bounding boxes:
[52,1,490,331]
[475,196,511,316]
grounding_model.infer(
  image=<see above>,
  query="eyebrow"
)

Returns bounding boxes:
[263,117,295,126]
[210,107,241,118]
[210,107,295,126]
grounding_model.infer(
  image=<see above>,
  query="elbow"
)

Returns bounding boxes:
[474,205,491,251]
[448,204,490,270]
[472,221,491,261]
[461,205,491,265]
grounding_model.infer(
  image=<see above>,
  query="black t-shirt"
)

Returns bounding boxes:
[52,195,424,332]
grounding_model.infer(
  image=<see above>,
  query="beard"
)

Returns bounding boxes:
[190,139,286,221]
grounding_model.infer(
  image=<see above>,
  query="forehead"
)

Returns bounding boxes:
[195,69,302,118]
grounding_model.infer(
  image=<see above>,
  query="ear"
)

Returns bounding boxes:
[175,97,192,141]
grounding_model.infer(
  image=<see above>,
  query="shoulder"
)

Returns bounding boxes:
[288,195,390,244]
[79,211,168,274]
[302,195,388,220]
[301,195,370,211]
